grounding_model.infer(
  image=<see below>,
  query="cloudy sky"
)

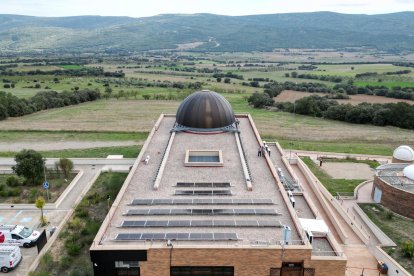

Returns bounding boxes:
[1,0,413,17]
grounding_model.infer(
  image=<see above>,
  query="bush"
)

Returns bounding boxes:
[68,217,83,230]
[385,211,394,220]
[248,92,274,108]
[39,252,54,270]
[60,255,73,269]
[401,241,414,258]
[65,242,81,256]
[6,175,22,187]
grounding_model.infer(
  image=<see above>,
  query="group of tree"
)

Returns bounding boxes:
[0,89,101,120]
[271,95,414,129]
[286,72,343,83]
[212,72,244,80]
[0,67,124,78]
[243,79,414,101]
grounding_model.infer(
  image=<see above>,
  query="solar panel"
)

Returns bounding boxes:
[173,199,193,205]
[115,232,239,241]
[252,199,274,205]
[235,220,258,227]
[235,209,256,215]
[152,199,173,205]
[232,199,253,205]
[130,198,275,205]
[213,220,236,227]
[176,182,195,187]
[191,220,213,227]
[125,208,279,216]
[174,190,232,196]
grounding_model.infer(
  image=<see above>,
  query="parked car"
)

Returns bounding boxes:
[0,244,22,273]
[0,225,40,248]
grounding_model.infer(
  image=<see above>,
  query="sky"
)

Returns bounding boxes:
[1,0,413,17]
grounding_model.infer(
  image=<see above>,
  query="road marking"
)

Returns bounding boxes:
[7,210,23,224]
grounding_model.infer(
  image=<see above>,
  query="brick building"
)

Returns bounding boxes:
[90,90,346,276]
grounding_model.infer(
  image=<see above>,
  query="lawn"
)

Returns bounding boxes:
[0,145,141,158]
[0,130,147,142]
[0,172,76,204]
[301,156,362,195]
[31,172,128,276]
[359,203,414,274]
[354,81,414,88]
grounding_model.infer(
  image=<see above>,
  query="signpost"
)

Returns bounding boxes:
[43,181,49,201]
[43,162,49,201]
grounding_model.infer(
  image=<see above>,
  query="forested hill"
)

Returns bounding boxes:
[1,12,414,53]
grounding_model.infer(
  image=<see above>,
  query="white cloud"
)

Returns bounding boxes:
[0,0,413,17]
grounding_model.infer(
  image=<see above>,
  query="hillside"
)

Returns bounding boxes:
[0,12,414,53]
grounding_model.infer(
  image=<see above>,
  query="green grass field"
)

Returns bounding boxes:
[0,145,141,158]
[301,156,363,195]
[355,81,414,88]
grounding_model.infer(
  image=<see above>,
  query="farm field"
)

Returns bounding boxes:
[1,51,413,157]
[275,90,414,105]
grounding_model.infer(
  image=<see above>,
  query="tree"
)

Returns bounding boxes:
[0,104,7,120]
[35,196,47,226]
[216,77,222,82]
[248,92,274,108]
[58,158,73,178]
[13,149,44,186]
[224,78,231,84]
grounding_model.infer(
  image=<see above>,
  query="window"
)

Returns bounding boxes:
[171,267,234,276]
[115,261,140,276]
[184,150,223,167]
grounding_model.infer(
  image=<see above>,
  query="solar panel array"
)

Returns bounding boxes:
[175,190,232,196]
[130,198,274,205]
[121,220,281,228]
[125,208,279,216]
[176,182,231,188]
[115,232,238,241]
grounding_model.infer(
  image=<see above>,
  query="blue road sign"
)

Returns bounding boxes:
[43,181,49,189]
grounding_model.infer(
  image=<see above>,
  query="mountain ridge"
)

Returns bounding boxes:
[1,12,413,53]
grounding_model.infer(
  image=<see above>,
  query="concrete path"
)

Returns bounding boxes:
[292,149,391,163]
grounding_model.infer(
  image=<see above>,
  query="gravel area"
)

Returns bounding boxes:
[321,162,375,180]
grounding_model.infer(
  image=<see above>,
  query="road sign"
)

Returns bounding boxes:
[43,181,49,189]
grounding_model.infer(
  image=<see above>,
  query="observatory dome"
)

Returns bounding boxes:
[176,90,235,129]
[403,164,414,181]
[393,145,414,162]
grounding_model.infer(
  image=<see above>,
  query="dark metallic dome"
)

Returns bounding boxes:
[176,90,235,129]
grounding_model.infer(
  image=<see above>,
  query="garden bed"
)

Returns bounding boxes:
[31,172,128,276]
[359,203,414,274]
[0,172,77,204]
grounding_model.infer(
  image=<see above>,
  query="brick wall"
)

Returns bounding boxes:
[373,176,414,219]
[139,247,346,276]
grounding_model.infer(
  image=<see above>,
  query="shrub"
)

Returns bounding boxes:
[247,92,274,108]
[69,217,83,230]
[6,175,22,187]
[401,241,414,258]
[65,242,81,256]
[385,211,394,220]
[60,255,73,269]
